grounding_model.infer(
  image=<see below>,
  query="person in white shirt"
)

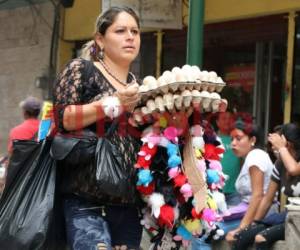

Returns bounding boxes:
[224,116,275,244]
[235,148,273,204]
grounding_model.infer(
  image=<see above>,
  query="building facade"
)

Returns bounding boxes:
[0,0,55,154]
[1,0,300,154]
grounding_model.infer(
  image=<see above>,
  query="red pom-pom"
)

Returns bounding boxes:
[135,143,158,168]
[173,174,187,187]
[139,143,158,156]
[136,182,155,195]
[191,207,202,219]
[158,205,174,229]
[135,156,151,169]
[204,144,225,161]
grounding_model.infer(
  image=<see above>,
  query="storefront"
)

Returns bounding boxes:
[140,14,287,136]
[203,14,287,136]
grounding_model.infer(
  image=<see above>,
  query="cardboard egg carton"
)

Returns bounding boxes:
[132,91,228,124]
[133,65,228,123]
[138,65,226,103]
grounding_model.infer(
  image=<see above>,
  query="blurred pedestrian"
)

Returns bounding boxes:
[7,96,41,155]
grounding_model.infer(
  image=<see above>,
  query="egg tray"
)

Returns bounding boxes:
[138,82,225,107]
[138,80,225,100]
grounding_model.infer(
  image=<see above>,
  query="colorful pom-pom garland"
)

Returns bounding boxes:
[135,113,230,248]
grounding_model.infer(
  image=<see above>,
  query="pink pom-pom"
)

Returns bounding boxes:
[164,127,179,143]
[168,167,180,179]
[180,183,193,200]
[209,160,222,171]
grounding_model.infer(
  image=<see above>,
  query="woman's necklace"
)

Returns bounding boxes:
[98,58,136,86]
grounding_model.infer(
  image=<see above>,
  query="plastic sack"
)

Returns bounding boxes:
[95,135,136,199]
[0,139,57,250]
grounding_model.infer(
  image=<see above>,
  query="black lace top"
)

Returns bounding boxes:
[53,58,141,204]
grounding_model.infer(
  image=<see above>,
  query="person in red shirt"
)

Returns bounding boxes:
[7,96,41,155]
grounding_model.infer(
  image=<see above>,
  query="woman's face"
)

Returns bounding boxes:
[216,112,233,134]
[97,11,141,65]
[230,128,256,157]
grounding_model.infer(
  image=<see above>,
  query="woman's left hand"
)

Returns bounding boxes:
[268,133,287,151]
[116,83,140,112]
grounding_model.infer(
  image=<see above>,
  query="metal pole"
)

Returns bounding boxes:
[284,11,296,123]
[264,42,273,142]
[186,0,204,67]
[155,30,163,78]
[253,42,264,122]
[280,11,296,212]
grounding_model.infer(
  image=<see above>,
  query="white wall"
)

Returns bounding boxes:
[0,2,54,155]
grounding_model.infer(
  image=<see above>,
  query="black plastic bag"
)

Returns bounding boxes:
[0,139,58,250]
[95,121,136,200]
[95,135,135,199]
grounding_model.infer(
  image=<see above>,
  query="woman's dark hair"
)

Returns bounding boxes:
[96,6,140,35]
[233,113,263,148]
[279,123,300,161]
[80,6,140,61]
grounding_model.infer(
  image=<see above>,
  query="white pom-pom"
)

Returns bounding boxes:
[102,96,122,119]
[148,193,165,218]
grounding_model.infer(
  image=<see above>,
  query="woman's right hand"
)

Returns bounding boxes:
[268,133,287,151]
[226,228,240,243]
[115,83,140,112]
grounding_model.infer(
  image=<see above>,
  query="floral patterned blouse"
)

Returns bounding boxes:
[53,58,141,204]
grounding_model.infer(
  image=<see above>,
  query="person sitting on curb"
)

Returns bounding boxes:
[231,123,300,250]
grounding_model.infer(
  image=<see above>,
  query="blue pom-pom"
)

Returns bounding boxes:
[166,143,178,156]
[168,155,181,168]
[206,169,220,184]
[137,169,153,186]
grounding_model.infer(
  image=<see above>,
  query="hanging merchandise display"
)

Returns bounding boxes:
[132,65,230,249]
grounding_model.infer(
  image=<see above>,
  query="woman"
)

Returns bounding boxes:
[223,117,275,242]
[232,123,300,249]
[192,116,274,250]
[53,7,142,250]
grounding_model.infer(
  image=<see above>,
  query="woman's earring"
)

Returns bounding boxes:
[98,47,104,60]
[90,42,97,56]
[251,142,255,147]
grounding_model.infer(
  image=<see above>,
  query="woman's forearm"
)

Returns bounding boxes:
[239,194,263,229]
[254,197,272,220]
[63,100,104,131]
[254,180,278,220]
[239,166,265,229]
[279,147,300,176]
